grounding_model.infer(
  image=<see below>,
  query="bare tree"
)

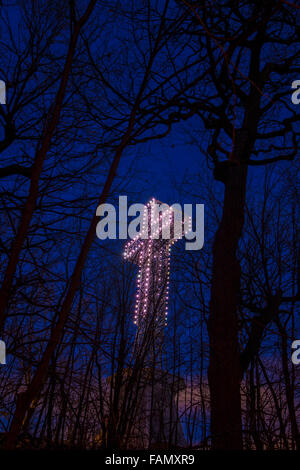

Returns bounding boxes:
[174,0,300,449]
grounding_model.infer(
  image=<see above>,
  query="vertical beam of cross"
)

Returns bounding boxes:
[124,200,172,324]
[123,198,191,447]
[124,198,189,358]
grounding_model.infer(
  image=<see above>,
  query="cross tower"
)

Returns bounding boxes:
[124,198,190,361]
[123,198,190,448]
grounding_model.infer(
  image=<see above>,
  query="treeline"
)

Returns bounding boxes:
[0,0,299,450]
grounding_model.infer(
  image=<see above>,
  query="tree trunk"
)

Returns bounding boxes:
[0,0,97,332]
[3,145,124,450]
[208,135,248,449]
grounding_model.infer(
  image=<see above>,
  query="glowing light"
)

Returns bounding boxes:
[123,198,188,333]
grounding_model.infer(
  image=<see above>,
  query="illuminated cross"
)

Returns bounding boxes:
[123,198,191,357]
[123,198,190,447]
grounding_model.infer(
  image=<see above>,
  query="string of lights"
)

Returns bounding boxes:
[124,198,192,332]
